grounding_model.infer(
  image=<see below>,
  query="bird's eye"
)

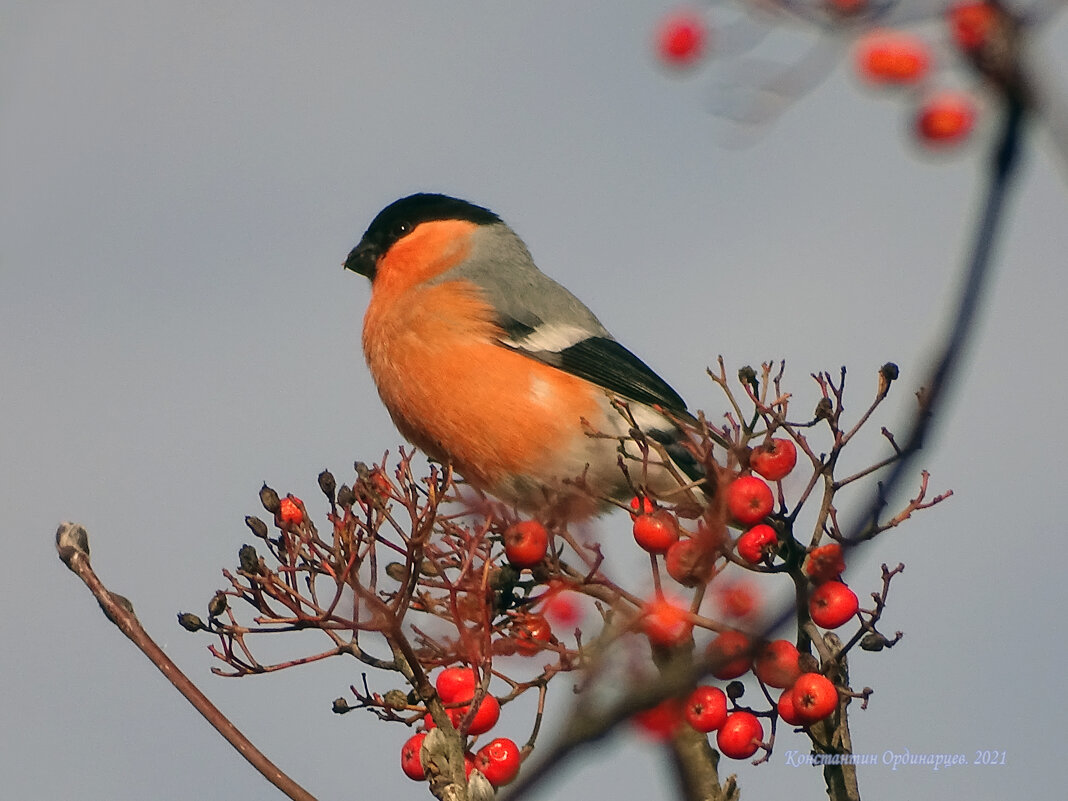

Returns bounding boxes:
[391,220,412,239]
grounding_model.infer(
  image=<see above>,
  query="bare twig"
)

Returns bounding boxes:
[55,522,316,801]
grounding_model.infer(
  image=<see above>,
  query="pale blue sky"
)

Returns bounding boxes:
[3,2,1067,799]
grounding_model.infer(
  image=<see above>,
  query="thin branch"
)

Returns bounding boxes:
[55,522,316,801]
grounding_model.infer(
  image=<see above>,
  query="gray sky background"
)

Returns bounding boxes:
[3,2,1067,800]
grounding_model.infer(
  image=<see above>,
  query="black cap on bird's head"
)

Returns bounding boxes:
[344,193,502,279]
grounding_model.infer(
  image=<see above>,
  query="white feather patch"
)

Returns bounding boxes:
[502,323,591,353]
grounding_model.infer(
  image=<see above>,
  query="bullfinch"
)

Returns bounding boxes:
[345,193,706,519]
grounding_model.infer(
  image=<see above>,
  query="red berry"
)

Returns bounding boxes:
[725,475,774,524]
[279,495,303,525]
[514,612,553,656]
[435,667,478,704]
[633,697,684,740]
[467,696,501,735]
[473,737,522,787]
[655,9,707,69]
[777,688,806,726]
[855,30,931,85]
[716,711,764,759]
[749,438,797,481]
[629,495,655,519]
[791,672,838,723]
[684,685,728,733]
[804,543,846,583]
[642,597,693,647]
[400,732,427,780]
[948,1,997,51]
[717,580,760,619]
[707,630,752,680]
[736,524,777,564]
[809,581,859,629]
[665,538,713,587]
[753,639,802,689]
[541,583,583,627]
[632,509,680,554]
[447,694,501,735]
[915,91,976,146]
[503,519,549,568]
[434,667,500,734]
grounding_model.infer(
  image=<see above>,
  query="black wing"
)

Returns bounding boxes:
[500,322,706,484]
[513,332,689,414]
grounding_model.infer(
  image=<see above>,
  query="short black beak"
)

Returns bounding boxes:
[344,240,379,279]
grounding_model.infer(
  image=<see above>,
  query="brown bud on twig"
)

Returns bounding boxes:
[244,515,269,539]
[738,365,758,394]
[726,680,745,700]
[332,698,351,714]
[208,592,228,618]
[259,483,281,514]
[55,521,91,565]
[91,591,138,627]
[337,484,356,508]
[383,689,408,709]
[860,632,887,652]
[239,544,262,575]
[385,562,408,582]
[877,362,899,398]
[814,397,833,421]
[318,469,336,501]
[104,593,136,624]
[178,612,205,632]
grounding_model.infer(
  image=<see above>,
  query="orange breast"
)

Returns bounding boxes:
[362,278,607,496]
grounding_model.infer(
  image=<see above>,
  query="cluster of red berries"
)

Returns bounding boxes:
[401,667,522,787]
[500,521,580,654]
[631,643,844,758]
[853,1,1008,148]
[654,2,1003,149]
[633,651,840,759]
[495,430,865,761]
[626,435,860,758]
[635,605,848,756]
[854,27,978,147]
[491,423,868,764]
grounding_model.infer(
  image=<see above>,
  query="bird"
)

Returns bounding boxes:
[344,193,707,520]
